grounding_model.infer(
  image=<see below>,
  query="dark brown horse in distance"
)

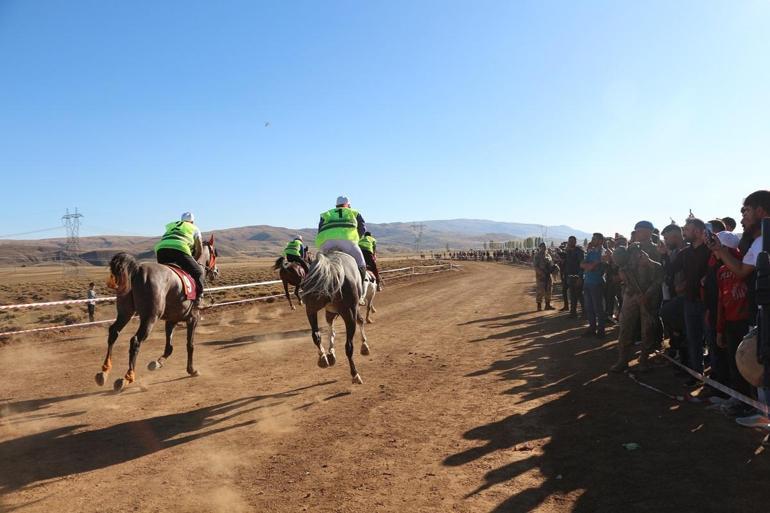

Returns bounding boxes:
[96,236,218,392]
[272,255,308,310]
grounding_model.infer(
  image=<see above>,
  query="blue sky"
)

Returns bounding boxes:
[1,0,769,240]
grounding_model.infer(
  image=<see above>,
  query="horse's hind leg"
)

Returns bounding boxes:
[284,280,295,310]
[342,308,362,384]
[114,317,156,392]
[357,310,370,356]
[308,309,329,368]
[325,311,337,366]
[185,312,200,377]
[295,284,303,306]
[148,321,175,371]
[366,295,375,324]
[95,309,133,386]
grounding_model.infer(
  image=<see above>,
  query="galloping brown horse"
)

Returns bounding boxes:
[96,236,218,392]
[272,256,308,310]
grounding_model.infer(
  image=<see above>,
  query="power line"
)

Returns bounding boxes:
[0,226,64,239]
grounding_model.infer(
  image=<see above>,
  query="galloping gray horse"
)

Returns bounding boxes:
[95,236,218,392]
[301,251,369,384]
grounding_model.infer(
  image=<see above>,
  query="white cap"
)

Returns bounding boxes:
[336,196,349,206]
[295,234,303,241]
[717,231,740,249]
[181,212,195,223]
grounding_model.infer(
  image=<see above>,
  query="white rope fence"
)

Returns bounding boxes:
[0,263,457,337]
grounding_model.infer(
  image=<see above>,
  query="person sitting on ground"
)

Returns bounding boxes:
[359,231,383,291]
[155,212,205,308]
[283,235,309,274]
[315,196,368,296]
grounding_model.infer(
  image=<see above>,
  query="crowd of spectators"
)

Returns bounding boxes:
[529,189,770,430]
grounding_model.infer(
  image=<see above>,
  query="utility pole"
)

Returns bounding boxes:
[61,208,83,274]
[411,222,425,255]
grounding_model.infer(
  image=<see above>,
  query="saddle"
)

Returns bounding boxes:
[164,264,197,301]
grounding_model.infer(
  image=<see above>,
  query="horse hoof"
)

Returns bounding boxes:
[147,360,161,371]
[188,369,200,377]
[95,372,106,387]
[352,374,363,385]
[361,344,370,356]
[318,355,329,368]
[113,378,126,393]
[366,319,374,324]
[327,352,337,366]
[291,305,296,311]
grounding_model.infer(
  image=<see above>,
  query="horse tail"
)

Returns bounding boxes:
[273,256,284,270]
[300,253,344,301]
[107,252,140,295]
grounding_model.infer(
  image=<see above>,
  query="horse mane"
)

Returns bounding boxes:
[108,252,140,295]
[272,256,284,270]
[300,253,345,300]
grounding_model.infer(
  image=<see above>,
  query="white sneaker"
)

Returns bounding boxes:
[735,413,770,429]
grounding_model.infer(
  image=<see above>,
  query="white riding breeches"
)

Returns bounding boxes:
[320,240,366,268]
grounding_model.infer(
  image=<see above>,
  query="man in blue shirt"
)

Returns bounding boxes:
[581,233,606,337]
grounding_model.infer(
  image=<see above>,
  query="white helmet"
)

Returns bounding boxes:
[181,212,195,223]
[296,234,303,241]
[336,196,349,206]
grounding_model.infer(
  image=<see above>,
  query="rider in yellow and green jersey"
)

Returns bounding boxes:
[155,211,204,307]
[283,235,309,274]
[316,196,368,292]
[359,231,383,291]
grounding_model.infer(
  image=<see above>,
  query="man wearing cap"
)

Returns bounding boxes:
[155,212,205,307]
[611,240,664,372]
[533,242,556,311]
[316,196,369,295]
[359,231,383,291]
[283,235,309,274]
[632,220,663,265]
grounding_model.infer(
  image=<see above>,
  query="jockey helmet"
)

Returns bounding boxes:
[336,196,350,207]
[181,212,195,223]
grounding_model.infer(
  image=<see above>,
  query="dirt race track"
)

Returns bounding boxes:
[3,262,770,513]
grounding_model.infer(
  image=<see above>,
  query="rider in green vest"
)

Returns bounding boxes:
[283,235,309,273]
[359,231,383,291]
[155,212,205,307]
[316,196,368,296]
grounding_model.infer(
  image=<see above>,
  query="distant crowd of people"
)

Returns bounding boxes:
[529,189,770,430]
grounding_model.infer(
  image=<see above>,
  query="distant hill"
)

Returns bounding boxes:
[0,220,590,266]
